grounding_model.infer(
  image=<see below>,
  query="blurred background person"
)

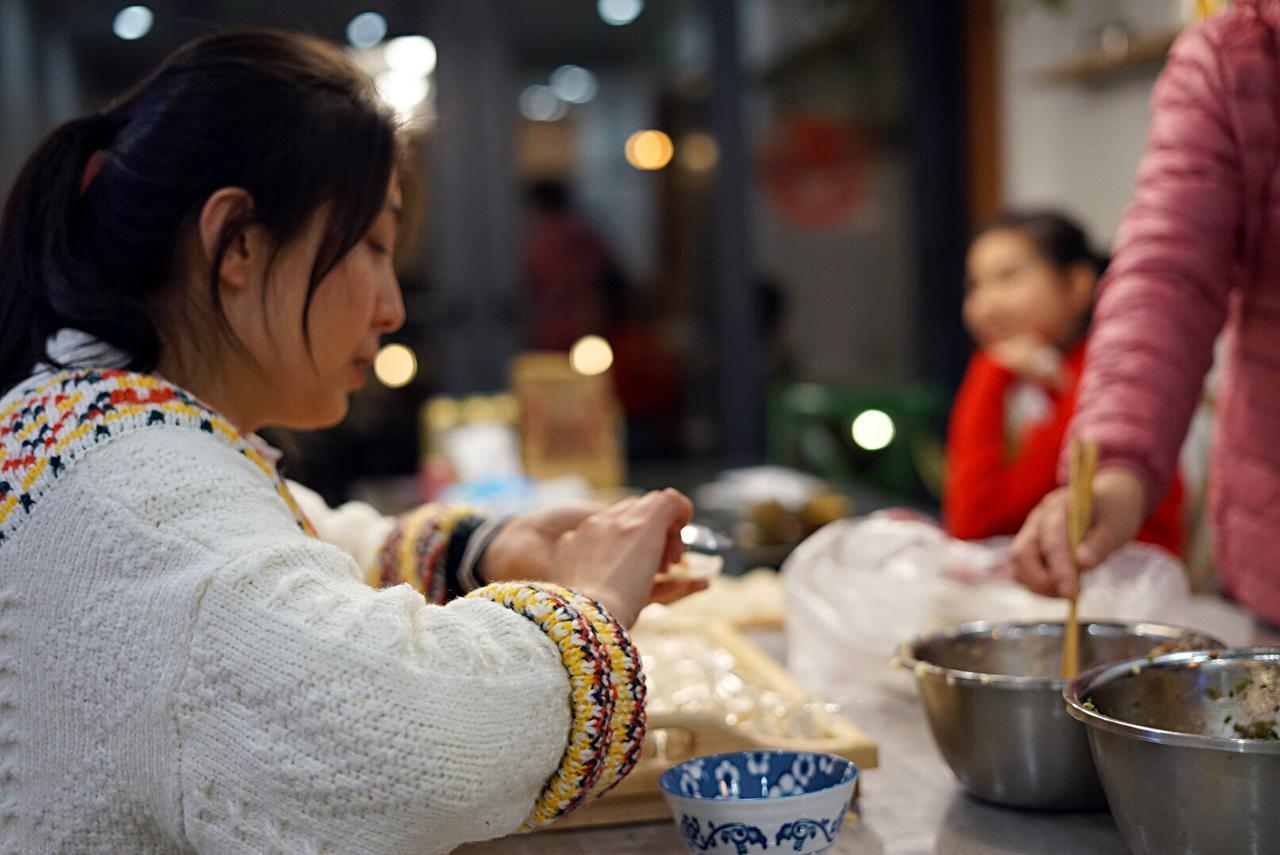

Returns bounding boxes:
[945,210,1183,554]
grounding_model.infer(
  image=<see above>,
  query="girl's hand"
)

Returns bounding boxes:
[987,334,1066,390]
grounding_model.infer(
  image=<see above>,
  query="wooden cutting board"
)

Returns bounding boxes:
[546,619,878,830]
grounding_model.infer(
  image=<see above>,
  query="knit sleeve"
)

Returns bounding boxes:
[175,539,645,853]
[284,480,395,578]
[286,481,497,602]
[465,583,647,825]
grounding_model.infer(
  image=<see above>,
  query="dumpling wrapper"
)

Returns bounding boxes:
[655,552,724,583]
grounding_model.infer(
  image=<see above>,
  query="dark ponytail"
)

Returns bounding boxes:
[0,29,398,392]
[0,113,124,389]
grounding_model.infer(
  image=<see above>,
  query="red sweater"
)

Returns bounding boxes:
[944,343,1184,555]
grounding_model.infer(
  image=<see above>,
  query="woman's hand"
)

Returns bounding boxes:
[481,489,699,626]
[480,502,601,584]
[550,489,694,626]
[1008,467,1147,598]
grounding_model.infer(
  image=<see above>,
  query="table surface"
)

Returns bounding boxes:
[459,598,1277,855]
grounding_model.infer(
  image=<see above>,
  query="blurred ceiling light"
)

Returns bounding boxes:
[385,35,437,76]
[679,132,719,172]
[347,12,388,49]
[625,130,674,170]
[376,70,430,122]
[374,343,417,388]
[851,409,895,451]
[113,6,154,40]
[570,335,614,376]
[598,0,644,26]
[550,64,598,104]
[519,85,568,122]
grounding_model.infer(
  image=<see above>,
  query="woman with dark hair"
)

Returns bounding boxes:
[0,29,697,852]
[944,210,1184,552]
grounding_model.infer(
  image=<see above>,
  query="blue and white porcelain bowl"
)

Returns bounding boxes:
[658,750,857,855]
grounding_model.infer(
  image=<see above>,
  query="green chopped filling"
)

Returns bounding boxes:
[1082,698,1097,712]
[1233,719,1280,741]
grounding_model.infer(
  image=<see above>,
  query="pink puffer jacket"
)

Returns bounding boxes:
[1070,0,1280,623]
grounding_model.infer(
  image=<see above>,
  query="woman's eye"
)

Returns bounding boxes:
[367,240,390,256]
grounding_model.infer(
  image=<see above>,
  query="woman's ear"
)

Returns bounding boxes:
[198,187,261,293]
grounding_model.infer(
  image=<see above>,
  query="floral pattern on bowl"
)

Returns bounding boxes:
[659,751,857,855]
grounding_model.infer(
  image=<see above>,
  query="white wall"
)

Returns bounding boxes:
[999,0,1187,244]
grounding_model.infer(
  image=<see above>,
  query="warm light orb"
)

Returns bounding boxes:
[570,335,614,376]
[625,130,674,170]
[374,344,417,388]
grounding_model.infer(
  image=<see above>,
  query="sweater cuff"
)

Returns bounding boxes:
[538,583,647,799]
[367,504,472,603]
[466,581,647,829]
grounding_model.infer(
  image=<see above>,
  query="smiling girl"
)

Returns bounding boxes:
[944,211,1183,554]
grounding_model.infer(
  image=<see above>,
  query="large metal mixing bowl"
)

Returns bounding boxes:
[1066,647,1280,854]
[898,621,1221,810]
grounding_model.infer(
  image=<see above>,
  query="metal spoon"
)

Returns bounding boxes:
[680,523,735,554]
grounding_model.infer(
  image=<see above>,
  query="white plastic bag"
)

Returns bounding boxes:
[782,512,1190,698]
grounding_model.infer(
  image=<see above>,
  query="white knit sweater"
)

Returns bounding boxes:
[0,341,641,853]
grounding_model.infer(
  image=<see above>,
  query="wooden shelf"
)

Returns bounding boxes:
[1034,26,1181,85]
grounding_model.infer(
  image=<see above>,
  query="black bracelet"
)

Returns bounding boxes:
[444,514,486,601]
[457,515,514,594]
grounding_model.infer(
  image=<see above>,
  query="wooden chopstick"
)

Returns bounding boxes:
[1061,438,1099,679]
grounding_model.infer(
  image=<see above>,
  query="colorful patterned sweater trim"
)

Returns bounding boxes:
[366,504,473,603]
[467,581,648,830]
[0,368,315,543]
[539,583,647,799]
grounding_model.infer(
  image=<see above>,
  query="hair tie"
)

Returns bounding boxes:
[78,150,107,197]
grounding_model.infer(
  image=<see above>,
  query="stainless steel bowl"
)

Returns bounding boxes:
[898,621,1221,810]
[1066,648,1280,854]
